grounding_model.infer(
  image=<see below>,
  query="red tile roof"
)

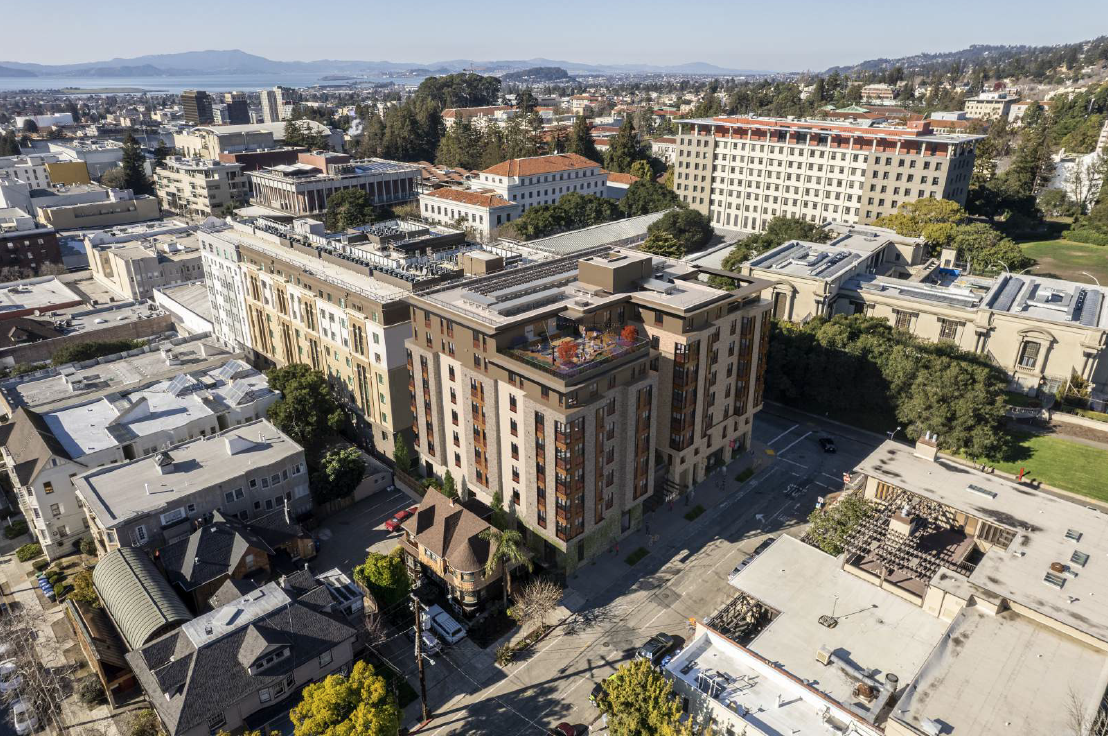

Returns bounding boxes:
[482,152,601,177]
[422,187,515,208]
[604,172,640,186]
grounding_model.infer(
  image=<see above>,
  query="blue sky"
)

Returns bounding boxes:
[10,0,1108,71]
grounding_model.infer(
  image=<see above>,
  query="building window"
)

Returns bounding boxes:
[1018,341,1041,369]
[43,481,54,494]
[938,319,962,342]
[319,649,333,667]
[893,310,914,331]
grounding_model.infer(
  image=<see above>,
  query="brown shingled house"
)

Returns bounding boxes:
[398,492,508,616]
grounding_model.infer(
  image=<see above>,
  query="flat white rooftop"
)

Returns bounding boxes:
[0,277,82,315]
[984,272,1107,329]
[729,536,950,710]
[747,240,869,281]
[857,441,1108,644]
[893,606,1108,736]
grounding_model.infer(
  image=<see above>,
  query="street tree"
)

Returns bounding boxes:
[806,493,876,555]
[290,661,399,736]
[264,364,346,452]
[599,658,693,736]
[479,527,532,607]
[513,577,563,632]
[313,447,366,503]
[353,548,411,609]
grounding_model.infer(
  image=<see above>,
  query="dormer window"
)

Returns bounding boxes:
[250,646,289,674]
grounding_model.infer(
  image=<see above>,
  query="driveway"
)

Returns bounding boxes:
[311,487,415,575]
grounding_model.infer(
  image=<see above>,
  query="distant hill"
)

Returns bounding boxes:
[0,64,35,77]
[825,36,1108,79]
[0,50,767,79]
[500,67,574,83]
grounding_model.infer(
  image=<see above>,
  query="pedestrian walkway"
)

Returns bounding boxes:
[565,444,772,605]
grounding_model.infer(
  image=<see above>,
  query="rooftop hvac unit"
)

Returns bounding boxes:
[816,647,833,666]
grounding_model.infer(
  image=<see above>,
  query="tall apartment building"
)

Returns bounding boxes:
[154,157,247,217]
[260,86,297,123]
[84,231,203,301]
[405,249,772,570]
[197,218,426,450]
[247,153,420,216]
[223,91,250,125]
[673,116,981,232]
[181,90,214,126]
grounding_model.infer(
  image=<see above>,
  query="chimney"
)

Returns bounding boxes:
[914,431,938,462]
[449,497,455,507]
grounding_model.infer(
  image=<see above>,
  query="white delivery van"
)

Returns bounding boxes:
[425,604,465,644]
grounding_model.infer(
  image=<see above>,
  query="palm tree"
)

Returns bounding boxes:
[479,527,532,608]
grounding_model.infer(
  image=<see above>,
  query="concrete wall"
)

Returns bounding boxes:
[0,314,173,365]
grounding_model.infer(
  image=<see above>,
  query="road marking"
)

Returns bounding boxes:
[643,605,672,628]
[780,457,806,468]
[766,423,798,446]
[777,431,813,456]
[822,472,843,481]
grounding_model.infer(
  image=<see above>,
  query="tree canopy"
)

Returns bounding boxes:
[645,208,713,255]
[806,493,876,555]
[718,216,832,274]
[604,118,648,174]
[353,548,410,609]
[598,658,695,736]
[324,188,377,232]
[119,132,153,196]
[767,314,1011,460]
[873,198,967,251]
[312,447,366,504]
[509,192,622,240]
[620,180,680,217]
[264,364,346,452]
[290,661,399,736]
[565,115,601,164]
[52,339,146,366]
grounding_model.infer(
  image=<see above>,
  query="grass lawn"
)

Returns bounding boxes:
[624,547,649,566]
[1019,238,1108,286]
[1004,391,1041,408]
[986,432,1108,502]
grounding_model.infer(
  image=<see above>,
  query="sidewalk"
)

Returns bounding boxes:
[565,444,772,605]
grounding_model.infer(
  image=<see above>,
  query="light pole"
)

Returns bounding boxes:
[887,426,903,441]
[1081,271,1102,287]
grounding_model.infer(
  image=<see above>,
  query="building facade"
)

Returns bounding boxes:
[405,249,771,570]
[964,92,1020,120]
[34,189,161,230]
[155,157,248,218]
[181,90,214,126]
[418,187,521,241]
[673,116,980,231]
[474,153,608,214]
[0,207,62,272]
[84,231,203,301]
[247,154,420,217]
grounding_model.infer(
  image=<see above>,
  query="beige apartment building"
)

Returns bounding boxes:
[200,219,422,451]
[84,231,203,301]
[155,157,248,218]
[406,249,771,570]
[673,116,980,231]
[963,92,1020,120]
[741,228,1108,400]
[34,189,160,230]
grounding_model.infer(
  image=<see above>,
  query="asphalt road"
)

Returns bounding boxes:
[413,408,882,735]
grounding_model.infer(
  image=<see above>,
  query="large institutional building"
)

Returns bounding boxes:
[673,116,981,231]
[247,152,420,217]
[405,249,772,569]
[734,222,1108,400]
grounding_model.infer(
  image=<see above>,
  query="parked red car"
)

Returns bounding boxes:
[384,507,418,532]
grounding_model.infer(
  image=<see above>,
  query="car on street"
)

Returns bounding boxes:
[425,604,466,644]
[819,437,837,453]
[728,537,777,581]
[549,723,582,736]
[384,506,418,532]
[636,633,675,665]
[405,625,443,656]
[0,659,22,693]
[12,699,37,735]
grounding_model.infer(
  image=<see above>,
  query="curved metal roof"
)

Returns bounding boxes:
[93,548,192,651]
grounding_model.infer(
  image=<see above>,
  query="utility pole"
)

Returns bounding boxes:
[411,593,430,722]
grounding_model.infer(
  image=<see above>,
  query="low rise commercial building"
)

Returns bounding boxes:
[155,157,248,218]
[0,207,62,271]
[46,140,124,179]
[76,418,308,555]
[406,249,772,571]
[85,231,203,301]
[673,116,980,231]
[0,356,276,558]
[154,283,214,336]
[34,188,160,230]
[246,153,419,216]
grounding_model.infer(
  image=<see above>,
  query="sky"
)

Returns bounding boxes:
[7,0,1108,71]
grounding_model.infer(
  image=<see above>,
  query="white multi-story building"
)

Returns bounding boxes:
[198,221,254,352]
[473,153,608,214]
[155,157,248,218]
[418,187,521,241]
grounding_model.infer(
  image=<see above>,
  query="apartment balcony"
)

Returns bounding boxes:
[504,329,650,381]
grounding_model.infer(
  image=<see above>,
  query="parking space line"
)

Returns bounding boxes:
[766,423,798,446]
[777,430,812,456]
[780,457,806,468]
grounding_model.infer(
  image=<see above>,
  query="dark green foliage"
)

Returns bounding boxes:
[566,115,601,164]
[638,231,684,258]
[603,118,648,174]
[0,131,21,156]
[78,676,106,706]
[311,447,366,504]
[392,435,411,473]
[323,188,376,232]
[283,119,329,151]
[79,537,97,556]
[119,132,153,195]
[264,364,346,452]
[718,217,831,274]
[806,494,875,555]
[766,314,1011,460]
[620,180,680,217]
[511,192,622,240]
[646,208,713,254]
[4,520,28,539]
[949,223,1034,274]
[52,339,145,366]
[443,469,457,499]
[16,543,42,562]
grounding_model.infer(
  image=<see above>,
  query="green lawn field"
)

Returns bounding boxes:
[1020,238,1108,286]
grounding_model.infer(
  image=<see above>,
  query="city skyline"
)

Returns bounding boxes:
[3,0,1107,71]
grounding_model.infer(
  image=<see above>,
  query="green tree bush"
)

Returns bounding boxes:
[353,548,410,609]
[290,661,399,736]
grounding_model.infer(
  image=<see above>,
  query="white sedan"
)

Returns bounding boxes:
[0,659,22,694]
[12,699,38,735]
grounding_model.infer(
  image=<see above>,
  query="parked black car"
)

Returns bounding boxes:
[819,437,837,453]
[636,633,675,665]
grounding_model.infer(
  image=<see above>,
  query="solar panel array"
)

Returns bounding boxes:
[165,373,192,397]
[223,380,253,407]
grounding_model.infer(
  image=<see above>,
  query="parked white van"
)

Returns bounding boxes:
[426,604,465,644]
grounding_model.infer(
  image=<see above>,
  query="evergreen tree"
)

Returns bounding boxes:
[119,132,153,195]
[566,115,601,164]
[604,118,644,173]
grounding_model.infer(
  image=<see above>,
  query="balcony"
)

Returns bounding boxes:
[505,328,650,380]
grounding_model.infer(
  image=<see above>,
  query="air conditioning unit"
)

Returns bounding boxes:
[816,647,833,666]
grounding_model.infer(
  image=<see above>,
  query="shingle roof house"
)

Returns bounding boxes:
[126,574,356,736]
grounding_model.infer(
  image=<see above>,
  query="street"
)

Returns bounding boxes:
[405,407,883,735]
